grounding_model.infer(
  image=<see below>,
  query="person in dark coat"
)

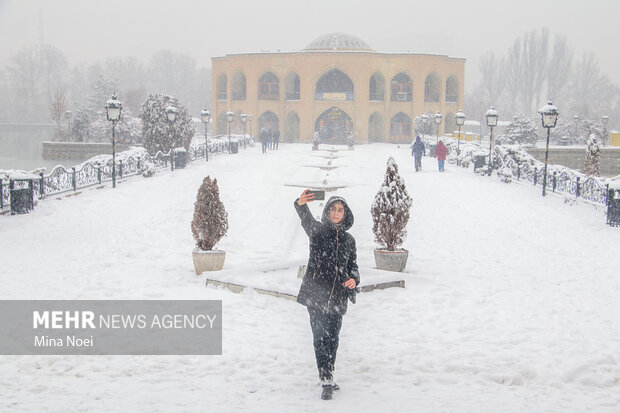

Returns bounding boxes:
[273,129,280,150]
[267,129,274,150]
[259,128,267,154]
[294,190,360,400]
[411,136,425,172]
[435,139,448,172]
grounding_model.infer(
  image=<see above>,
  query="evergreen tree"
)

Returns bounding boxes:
[139,94,195,155]
[371,157,413,251]
[88,73,121,116]
[191,176,229,251]
[88,110,143,145]
[584,134,600,176]
[71,108,90,142]
[503,114,540,145]
[414,113,435,137]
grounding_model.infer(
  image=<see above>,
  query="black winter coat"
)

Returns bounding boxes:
[294,196,360,315]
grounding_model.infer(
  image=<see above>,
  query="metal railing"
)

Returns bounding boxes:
[1,135,253,212]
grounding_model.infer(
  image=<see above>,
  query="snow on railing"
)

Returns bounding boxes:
[1,135,253,211]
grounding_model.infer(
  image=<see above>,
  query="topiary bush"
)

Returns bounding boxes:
[371,157,413,251]
[191,176,228,251]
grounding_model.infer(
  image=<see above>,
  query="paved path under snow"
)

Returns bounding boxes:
[1,143,619,412]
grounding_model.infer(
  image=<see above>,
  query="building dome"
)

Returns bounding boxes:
[303,33,374,52]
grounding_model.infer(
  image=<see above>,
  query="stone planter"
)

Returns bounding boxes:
[192,249,226,274]
[374,249,409,272]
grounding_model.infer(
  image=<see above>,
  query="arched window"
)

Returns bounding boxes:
[390,112,412,141]
[315,69,354,101]
[369,112,384,142]
[216,74,227,101]
[390,73,412,102]
[259,111,279,133]
[232,70,246,101]
[425,72,441,102]
[285,111,300,141]
[445,76,458,103]
[286,72,300,101]
[369,72,385,101]
[259,72,280,101]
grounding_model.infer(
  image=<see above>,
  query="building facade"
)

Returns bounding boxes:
[211,33,465,144]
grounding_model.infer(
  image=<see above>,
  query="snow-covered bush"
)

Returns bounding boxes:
[140,94,195,155]
[88,110,143,144]
[414,113,435,136]
[498,114,540,146]
[579,119,606,146]
[71,108,91,142]
[497,165,513,183]
[191,176,229,251]
[371,157,413,251]
[141,159,157,177]
[584,134,600,177]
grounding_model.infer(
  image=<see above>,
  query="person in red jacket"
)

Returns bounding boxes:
[435,140,448,172]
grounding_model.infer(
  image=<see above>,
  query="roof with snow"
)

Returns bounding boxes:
[303,33,374,52]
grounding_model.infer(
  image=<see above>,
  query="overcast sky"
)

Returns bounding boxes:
[1,0,619,92]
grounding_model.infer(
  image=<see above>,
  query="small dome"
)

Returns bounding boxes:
[303,33,374,52]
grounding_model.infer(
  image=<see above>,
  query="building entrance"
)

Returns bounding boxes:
[315,107,352,144]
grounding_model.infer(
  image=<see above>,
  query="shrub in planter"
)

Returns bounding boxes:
[191,176,229,273]
[371,157,413,272]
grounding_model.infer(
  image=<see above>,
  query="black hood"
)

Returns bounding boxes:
[321,196,354,231]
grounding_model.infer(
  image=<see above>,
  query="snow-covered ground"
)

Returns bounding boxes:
[1,143,619,412]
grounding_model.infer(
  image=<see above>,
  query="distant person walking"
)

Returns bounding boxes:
[273,129,280,150]
[411,136,425,172]
[268,129,274,150]
[435,139,448,172]
[259,128,268,154]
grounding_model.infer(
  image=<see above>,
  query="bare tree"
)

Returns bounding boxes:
[568,52,620,119]
[6,44,67,122]
[478,51,506,106]
[545,34,573,104]
[49,89,68,134]
[505,28,550,115]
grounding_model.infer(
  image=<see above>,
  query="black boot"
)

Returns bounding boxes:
[321,384,334,400]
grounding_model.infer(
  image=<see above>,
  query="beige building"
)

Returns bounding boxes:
[211,33,465,144]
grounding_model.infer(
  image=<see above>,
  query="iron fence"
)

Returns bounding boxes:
[1,135,252,212]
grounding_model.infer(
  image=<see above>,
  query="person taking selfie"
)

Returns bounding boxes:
[294,189,360,400]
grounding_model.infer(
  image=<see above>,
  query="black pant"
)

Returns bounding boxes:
[307,307,343,382]
[414,154,422,171]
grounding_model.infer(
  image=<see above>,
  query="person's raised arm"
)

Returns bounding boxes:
[294,189,321,237]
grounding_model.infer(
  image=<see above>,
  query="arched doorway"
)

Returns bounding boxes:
[390,112,412,143]
[369,112,384,142]
[315,106,352,143]
[259,111,279,134]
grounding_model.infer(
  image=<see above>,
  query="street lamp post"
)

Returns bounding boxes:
[200,108,211,162]
[455,109,465,163]
[602,115,609,147]
[241,113,247,150]
[248,114,253,140]
[485,106,498,176]
[434,111,442,147]
[226,110,234,154]
[166,104,178,171]
[538,100,559,197]
[105,95,122,188]
[65,110,72,139]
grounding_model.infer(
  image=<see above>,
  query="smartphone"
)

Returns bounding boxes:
[308,190,325,200]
